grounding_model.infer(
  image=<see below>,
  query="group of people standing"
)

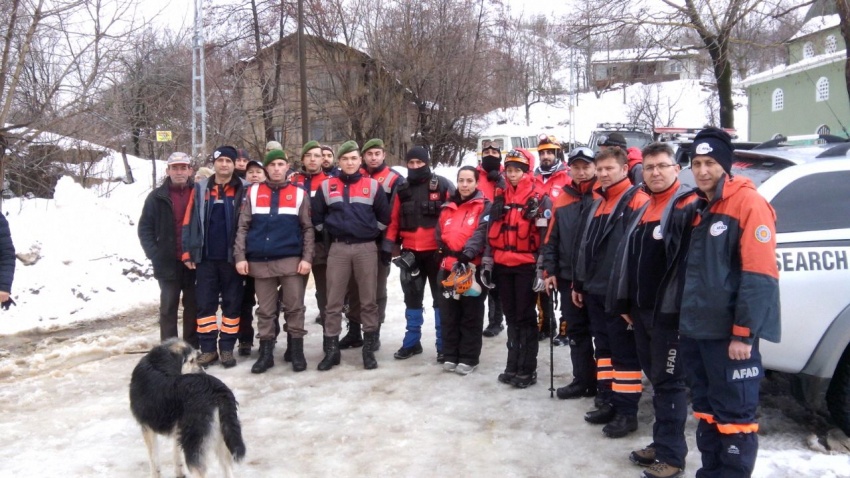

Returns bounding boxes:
[138,126,780,478]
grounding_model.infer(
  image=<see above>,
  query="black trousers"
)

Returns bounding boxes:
[195,260,244,353]
[557,279,595,388]
[401,250,441,310]
[157,260,198,349]
[239,276,256,346]
[439,269,487,366]
[495,264,539,375]
[632,306,687,469]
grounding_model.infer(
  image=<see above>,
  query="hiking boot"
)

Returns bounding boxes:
[394,343,423,360]
[314,313,324,325]
[237,342,253,357]
[630,445,657,466]
[339,322,363,349]
[557,380,597,399]
[220,350,237,369]
[641,462,684,478]
[436,353,446,364]
[455,363,477,375]
[584,403,616,424]
[482,322,504,337]
[443,362,458,372]
[498,372,516,384]
[362,332,379,370]
[602,414,638,438]
[553,335,569,346]
[198,351,219,368]
[511,372,537,388]
[594,394,606,409]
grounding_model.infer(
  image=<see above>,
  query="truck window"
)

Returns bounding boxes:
[771,171,850,233]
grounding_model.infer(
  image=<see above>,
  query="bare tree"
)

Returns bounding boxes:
[0,0,146,201]
[627,83,683,129]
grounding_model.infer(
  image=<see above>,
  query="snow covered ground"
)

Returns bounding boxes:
[0,84,846,476]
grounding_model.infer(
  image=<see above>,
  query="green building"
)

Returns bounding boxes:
[742,8,849,142]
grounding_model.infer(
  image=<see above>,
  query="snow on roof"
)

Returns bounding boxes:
[590,47,699,64]
[740,49,845,87]
[789,14,841,42]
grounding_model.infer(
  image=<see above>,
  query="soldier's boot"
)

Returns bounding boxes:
[363,331,379,370]
[338,321,363,349]
[289,337,307,372]
[317,336,340,371]
[251,340,275,374]
[283,332,293,362]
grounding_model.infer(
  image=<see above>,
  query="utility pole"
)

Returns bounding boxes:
[298,0,309,143]
[192,0,207,162]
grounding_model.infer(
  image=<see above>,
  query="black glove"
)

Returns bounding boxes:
[457,251,474,265]
[524,196,540,220]
[1,298,16,310]
[380,251,392,267]
[490,196,505,222]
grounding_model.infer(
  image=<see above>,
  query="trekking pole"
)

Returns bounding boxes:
[549,288,558,398]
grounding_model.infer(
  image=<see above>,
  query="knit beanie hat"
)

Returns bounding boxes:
[600,133,628,149]
[264,149,288,167]
[337,140,359,158]
[213,146,238,161]
[404,146,430,164]
[692,127,734,174]
[301,140,321,157]
[361,138,384,155]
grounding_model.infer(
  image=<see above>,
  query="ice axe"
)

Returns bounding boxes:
[548,287,558,398]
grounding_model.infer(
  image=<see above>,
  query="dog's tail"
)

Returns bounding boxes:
[218,392,246,462]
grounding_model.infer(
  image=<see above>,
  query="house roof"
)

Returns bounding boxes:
[740,49,845,87]
[788,14,841,42]
[590,47,699,64]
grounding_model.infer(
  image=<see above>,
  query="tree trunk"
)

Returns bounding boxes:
[704,36,735,129]
[837,0,850,125]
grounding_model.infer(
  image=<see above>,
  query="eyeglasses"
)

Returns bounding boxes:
[643,163,677,173]
[568,147,595,161]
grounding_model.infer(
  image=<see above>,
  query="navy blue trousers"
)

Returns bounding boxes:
[195,260,244,353]
[681,337,762,478]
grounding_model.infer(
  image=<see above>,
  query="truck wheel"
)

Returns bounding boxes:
[827,345,850,436]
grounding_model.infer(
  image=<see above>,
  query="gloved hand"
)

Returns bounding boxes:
[380,251,392,267]
[532,269,546,293]
[457,251,474,265]
[524,196,540,220]
[1,298,16,310]
[480,257,495,289]
[490,195,505,222]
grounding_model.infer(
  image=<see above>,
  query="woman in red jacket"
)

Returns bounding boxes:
[435,166,491,375]
[483,149,551,388]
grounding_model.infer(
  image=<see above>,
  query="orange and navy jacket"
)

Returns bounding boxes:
[241,181,308,261]
[435,190,491,271]
[541,177,598,281]
[574,177,649,296]
[486,174,552,267]
[476,165,505,202]
[382,173,455,252]
[679,175,781,343]
[607,180,696,317]
[313,171,390,243]
[181,175,248,264]
[533,162,572,201]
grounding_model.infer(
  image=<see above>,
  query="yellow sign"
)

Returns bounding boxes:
[156,131,172,142]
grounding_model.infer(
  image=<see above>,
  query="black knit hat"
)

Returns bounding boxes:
[692,127,734,174]
[213,146,238,161]
[404,146,429,164]
[600,132,627,148]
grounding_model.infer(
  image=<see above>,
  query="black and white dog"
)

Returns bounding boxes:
[130,339,246,478]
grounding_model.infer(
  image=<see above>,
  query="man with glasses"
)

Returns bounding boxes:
[477,139,506,338]
[534,134,571,342]
[542,147,598,399]
[608,142,694,477]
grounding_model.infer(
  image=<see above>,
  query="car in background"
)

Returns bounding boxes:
[677,134,850,435]
[588,123,653,152]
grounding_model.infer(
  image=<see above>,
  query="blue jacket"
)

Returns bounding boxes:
[181,175,248,264]
[313,172,390,243]
[0,215,14,293]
